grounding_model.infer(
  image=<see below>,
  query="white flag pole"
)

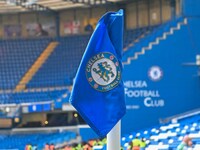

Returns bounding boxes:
[107,120,121,150]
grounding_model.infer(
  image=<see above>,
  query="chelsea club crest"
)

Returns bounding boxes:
[86,52,121,92]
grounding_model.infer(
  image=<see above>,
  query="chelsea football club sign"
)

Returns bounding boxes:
[86,52,121,92]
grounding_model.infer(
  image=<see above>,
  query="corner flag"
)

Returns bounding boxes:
[69,10,126,137]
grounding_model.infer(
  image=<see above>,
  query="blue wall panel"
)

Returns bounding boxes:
[121,18,200,135]
[183,0,200,16]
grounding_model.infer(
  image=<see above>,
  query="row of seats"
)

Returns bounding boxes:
[120,113,200,150]
[0,27,158,90]
[90,114,200,150]
[0,26,159,105]
[0,131,76,150]
[123,25,160,49]
[0,38,51,89]
[27,35,90,88]
[27,27,154,88]
[0,88,69,105]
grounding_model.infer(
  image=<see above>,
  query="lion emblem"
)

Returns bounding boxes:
[93,61,115,82]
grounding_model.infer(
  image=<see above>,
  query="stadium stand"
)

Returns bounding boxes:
[0,131,76,150]
[27,27,157,88]
[0,0,199,150]
[27,35,90,88]
[0,38,51,90]
[0,88,69,105]
[0,112,199,150]
[123,25,160,51]
[122,17,186,63]
[87,113,200,150]
[0,27,159,105]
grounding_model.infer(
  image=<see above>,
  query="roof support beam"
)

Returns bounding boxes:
[63,0,108,6]
[4,0,57,14]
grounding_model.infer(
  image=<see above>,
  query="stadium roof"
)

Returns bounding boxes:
[0,0,125,14]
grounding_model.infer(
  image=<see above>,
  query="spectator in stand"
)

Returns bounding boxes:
[82,141,92,150]
[84,22,93,33]
[127,141,133,150]
[28,144,32,150]
[132,136,141,150]
[88,139,96,147]
[45,143,50,150]
[75,143,82,149]
[25,144,28,150]
[50,143,55,150]
[25,144,30,150]
[36,23,49,37]
[177,135,193,150]
[64,145,72,150]
[140,138,146,150]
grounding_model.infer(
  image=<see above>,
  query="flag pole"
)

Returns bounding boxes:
[107,120,121,150]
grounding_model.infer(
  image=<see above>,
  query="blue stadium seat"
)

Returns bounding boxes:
[120,113,200,150]
[0,38,51,89]
[0,131,76,150]
[0,89,69,104]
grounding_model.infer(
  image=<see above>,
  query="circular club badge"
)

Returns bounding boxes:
[148,66,163,81]
[86,52,121,92]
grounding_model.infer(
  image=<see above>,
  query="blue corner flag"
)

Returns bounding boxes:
[69,10,126,137]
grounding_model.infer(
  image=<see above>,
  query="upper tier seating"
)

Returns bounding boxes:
[0,38,51,89]
[0,26,159,104]
[28,27,158,88]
